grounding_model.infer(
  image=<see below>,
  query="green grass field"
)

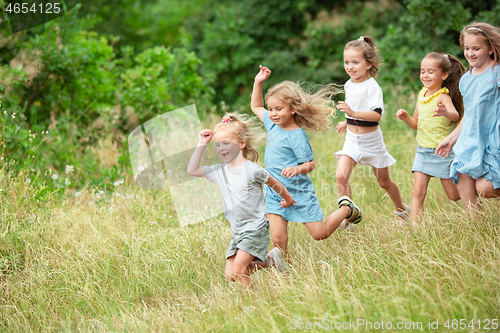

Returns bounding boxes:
[1,112,499,332]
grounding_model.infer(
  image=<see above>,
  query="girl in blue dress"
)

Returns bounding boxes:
[251,65,362,258]
[436,22,500,211]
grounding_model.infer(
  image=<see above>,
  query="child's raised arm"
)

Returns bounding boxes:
[396,106,418,130]
[265,174,295,208]
[187,129,213,178]
[251,65,272,122]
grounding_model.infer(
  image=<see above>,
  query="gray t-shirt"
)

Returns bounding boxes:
[203,161,269,233]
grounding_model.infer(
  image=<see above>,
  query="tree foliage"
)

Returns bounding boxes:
[0,4,206,188]
[1,0,500,188]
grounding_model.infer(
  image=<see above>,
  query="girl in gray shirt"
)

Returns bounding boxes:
[187,113,294,288]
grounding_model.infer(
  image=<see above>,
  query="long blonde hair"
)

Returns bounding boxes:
[213,113,265,162]
[265,81,340,131]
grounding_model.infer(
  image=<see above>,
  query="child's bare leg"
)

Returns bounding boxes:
[412,172,431,221]
[225,250,256,287]
[268,214,289,255]
[440,178,460,201]
[457,173,478,211]
[336,155,357,197]
[225,256,236,282]
[372,166,405,211]
[476,177,500,198]
[247,260,267,274]
[303,206,352,240]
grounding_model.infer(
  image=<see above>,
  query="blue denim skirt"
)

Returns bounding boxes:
[411,145,455,179]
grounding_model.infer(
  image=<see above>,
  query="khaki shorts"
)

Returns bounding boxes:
[226,222,270,263]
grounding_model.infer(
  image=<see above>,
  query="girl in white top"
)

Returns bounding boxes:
[335,35,409,224]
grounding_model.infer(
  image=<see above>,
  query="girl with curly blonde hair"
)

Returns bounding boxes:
[251,65,361,264]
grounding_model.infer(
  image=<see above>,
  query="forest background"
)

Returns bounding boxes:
[1,0,500,190]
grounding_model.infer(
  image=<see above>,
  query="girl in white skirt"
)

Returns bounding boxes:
[335,35,409,224]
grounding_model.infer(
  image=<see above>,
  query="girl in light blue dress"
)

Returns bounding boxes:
[436,22,500,211]
[251,65,363,258]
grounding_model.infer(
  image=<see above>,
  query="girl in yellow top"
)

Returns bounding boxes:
[397,52,465,222]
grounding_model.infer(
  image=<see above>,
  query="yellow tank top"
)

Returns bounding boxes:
[416,87,455,148]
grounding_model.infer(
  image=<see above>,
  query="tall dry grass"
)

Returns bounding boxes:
[1,112,499,332]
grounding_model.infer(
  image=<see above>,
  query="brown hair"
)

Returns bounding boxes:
[265,81,340,131]
[424,52,466,123]
[213,113,264,162]
[460,22,500,70]
[344,35,380,77]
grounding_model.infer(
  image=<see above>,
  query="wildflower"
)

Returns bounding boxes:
[113,181,120,187]
[52,174,58,180]
[11,115,15,119]
[75,191,81,197]
[96,193,100,199]
[138,165,145,172]
[158,172,164,179]
[65,178,70,185]
[65,165,74,174]
[26,178,31,184]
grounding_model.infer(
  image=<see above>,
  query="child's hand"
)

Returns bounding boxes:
[198,129,213,145]
[433,103,448,117]
[336,101,353,117]
[280,197,295,208]
[396,109,410,121]
[336,121,347,132]
[255,65,271,84]
[281,166,298,178]
[435,137,453,158]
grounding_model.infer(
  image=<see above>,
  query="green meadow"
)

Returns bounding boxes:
[1,108,499,332]
[2,1,500,331]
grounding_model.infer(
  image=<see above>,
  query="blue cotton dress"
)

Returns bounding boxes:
[450,64,500,188]
[263,110,323,222]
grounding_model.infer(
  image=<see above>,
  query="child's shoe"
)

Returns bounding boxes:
[337,196,363,224]
[266,247,289,273]
[394,203,410,221]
